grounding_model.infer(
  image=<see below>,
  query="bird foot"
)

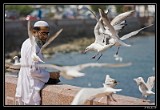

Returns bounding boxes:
[143,99,150,102]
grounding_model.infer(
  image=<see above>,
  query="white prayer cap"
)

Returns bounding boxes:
[34,21,49,27]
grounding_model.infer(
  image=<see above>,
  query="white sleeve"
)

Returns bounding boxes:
[22,40,50,83]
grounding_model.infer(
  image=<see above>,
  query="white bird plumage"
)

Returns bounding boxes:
[5,56,21,77]
[37,62,132,79]
[97,75,118,103]
[99,8,131,47]
[27,20,45,63]
[71,83,122,105]
[134,76,155,102]
[99,8,153,46]
[83,8,139,60]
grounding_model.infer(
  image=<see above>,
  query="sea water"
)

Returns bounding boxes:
[45,35,156,103]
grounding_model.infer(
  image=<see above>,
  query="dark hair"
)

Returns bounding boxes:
[33,27,41,31]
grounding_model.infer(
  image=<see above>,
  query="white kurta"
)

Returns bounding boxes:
[15,38,50,105]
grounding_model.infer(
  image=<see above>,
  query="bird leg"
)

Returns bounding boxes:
[110,94,117,102]
[97,53,103,61]
[106,95,112,105]
[92,53,99,59]
[142,96,150,102]
[98,97,104,103]
[115,46,120,55]
[89,97,96,105]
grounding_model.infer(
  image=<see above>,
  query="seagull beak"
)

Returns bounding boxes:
[81,50,86,54]
[114,80,119,84]
[133,78,137,82]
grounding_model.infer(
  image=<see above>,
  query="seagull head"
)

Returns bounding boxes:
[81,46,91,54]
[134,77,144,85]
[13,56,18,60]
[104,75,118,88]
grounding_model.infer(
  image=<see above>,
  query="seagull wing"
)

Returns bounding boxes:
[120,24,153,40]
[85,7,99,21]
[37,63,62,71]
[27,20,35,46]
[139,82,149,92]
[28,20,44,63]
[94,18,110,44]
[74,62,132,71]
[111,10,135,26]
[113,20,127,32]
[99,8,131,47]
[146,76,155,91]
[41,28,63,52]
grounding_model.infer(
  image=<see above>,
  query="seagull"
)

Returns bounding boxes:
[36,62,132,80]
[133,76,155,102]
[5,56,21,77]
[82,18,115,61]
[40,28,63,52]
[27,20,45,63]
[99,8,153,56]
[82,9,135,60]
[70,83,122,105]
[97,75,119,103]
[99,8,132,47]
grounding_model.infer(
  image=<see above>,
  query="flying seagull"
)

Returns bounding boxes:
[82,9,135,60]
[27,20,45,63]
[97,8,153,58]
[133,76,155,102]
[36,62,132,80]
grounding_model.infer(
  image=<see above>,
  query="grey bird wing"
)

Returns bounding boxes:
[74,62,132,71]
[120,24,153,40]
[94,18,110,44]
[140,82,149,92]
[146,76,155,91]
[37,63,62,71]
[113,20,127,32]
[99,8,131,47]
[41,28,63,52]
[111,10,135,26]
[85,7,99,21]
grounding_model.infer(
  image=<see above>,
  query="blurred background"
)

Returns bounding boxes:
[5,4,155,55]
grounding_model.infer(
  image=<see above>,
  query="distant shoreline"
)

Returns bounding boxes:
[5,32,155,62]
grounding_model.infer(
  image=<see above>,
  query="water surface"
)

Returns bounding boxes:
[45,35,156,103]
